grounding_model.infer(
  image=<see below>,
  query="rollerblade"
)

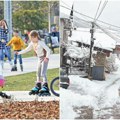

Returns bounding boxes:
[11,66,17,71]
[29,82,41,95]
[38,83,51,96]
[20,64,23,71]
[0,92,11,99]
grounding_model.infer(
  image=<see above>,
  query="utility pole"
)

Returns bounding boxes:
[4,0,12,41]
[69,4,73,37]
[88,22,95,79]
[4,0,12,57]
[48,1,51,33]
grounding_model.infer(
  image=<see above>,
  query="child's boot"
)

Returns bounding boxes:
[11,65,17,71]
[20,64,23,71]
[38,82,51,96]
[29,82,41,95]
[0,92,11,99]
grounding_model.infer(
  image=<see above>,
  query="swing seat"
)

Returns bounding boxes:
[0,75,5,87]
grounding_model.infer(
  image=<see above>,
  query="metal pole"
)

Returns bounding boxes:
[48,1,51,33]
[4,0,12,40]
[4,0,12,57]
[88,22,95,79]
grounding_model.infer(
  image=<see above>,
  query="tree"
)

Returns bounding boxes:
[12,1,49,32]
[13,9,48,31]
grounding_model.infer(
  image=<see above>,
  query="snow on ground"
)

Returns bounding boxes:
[60,56,120,119]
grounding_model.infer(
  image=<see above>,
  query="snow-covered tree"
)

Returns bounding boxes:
[105,53,118,72]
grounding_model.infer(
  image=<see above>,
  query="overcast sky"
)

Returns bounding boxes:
[60,0,120,30]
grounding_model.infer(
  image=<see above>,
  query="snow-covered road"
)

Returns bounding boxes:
[61,56,120,119]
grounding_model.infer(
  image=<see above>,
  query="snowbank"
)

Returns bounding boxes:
[61,57,120,119]
[64,45,90,59]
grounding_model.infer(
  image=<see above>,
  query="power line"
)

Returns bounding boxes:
[73,18,90,28]
[94,0,102,20]
[95,0,108,21]
[61,7,91,26]
[95,23,120,42]
[97,24,120,33]
[61,0,92,22]
[73,15,91,24]
[74,15,120,41]
[61,6,120,33]
[60,3,120,29]
[63,1,120,41]
[73,14,120,33]
[61,5,93,20]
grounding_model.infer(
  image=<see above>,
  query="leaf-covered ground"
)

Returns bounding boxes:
[0,101,59,119]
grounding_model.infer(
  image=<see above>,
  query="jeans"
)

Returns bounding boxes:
[0,46,11,61]
[14,50,22,65]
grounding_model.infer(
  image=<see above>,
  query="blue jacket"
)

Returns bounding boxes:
[0,28,8,49]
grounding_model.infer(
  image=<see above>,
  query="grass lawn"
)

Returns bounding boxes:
[53,47,59,54]
[1,68,59,91]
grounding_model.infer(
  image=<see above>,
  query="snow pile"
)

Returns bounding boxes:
[64,45,89,59]
[106,54,118,72]
[60,87,97,119]
[60,76,99,119]
[61,57,120,119]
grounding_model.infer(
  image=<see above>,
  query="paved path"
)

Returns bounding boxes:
[3,54,60,77]
[0,91,59,103]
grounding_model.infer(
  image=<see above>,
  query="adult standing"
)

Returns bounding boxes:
[0,19,13,70]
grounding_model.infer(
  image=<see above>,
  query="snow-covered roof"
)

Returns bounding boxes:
[68,28,116,51]
[116,42,120,45]
[65,45,90,59]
